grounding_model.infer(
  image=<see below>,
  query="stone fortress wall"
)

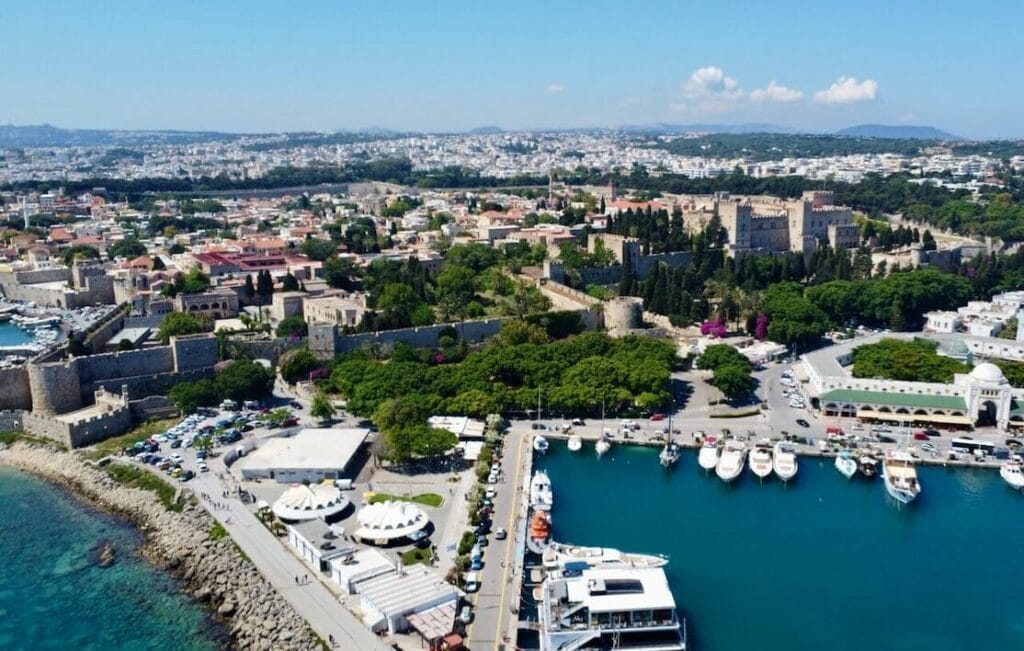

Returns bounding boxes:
[22,386,132,448]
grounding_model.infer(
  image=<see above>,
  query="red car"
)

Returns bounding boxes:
[912,432,929,441]
[649,413,666,421]
[282,417,299,427]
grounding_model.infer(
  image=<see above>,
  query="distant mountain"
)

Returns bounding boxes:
[467,125,505,135]
[0,123,243,147]
[619,122,799,135]
[836,124,960,140]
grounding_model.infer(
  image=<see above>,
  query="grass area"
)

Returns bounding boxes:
[400,547,433,566]
[367,492,444,508]
[103,462,187,512]
[0,430,67,451]
[81,417,181,461]
[209,522,228,541]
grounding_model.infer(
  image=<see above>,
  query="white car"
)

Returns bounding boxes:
[197,461,209,472]
[485,487,497,499]
[171,453,183,463]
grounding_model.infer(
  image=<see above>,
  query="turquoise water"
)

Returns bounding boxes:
[0,323,32,346]
[0,467,224,651]
[535,442,1024,651]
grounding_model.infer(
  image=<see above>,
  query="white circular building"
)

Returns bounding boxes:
[353,501,429,544]
[271,484,349,522]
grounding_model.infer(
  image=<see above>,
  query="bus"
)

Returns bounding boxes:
[950,437,996,456]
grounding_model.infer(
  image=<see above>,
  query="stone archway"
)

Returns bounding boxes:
[978,400,998,426]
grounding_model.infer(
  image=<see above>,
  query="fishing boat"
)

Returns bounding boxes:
[882,449,921,505]
[533,435,550,455]
[835,450,858,480]
[527,511,552,554]
[542,542,668,575]
[698,435,720,472]
[749,442,773,480]
[1000,456,1024,490]
[567,433,583,452]
[715,439,747,483]
[858,454,879,479]
[595,431,611,458]
[772,441,798,482]
[659,440,681,468]
[530,470,553,511]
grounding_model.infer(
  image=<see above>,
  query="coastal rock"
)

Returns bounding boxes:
[218,601,236,616]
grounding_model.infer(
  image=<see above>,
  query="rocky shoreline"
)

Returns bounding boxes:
[0,442,320,651]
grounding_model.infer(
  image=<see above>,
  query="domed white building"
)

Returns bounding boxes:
[353,501,429,544]
[964,363,1013,426]
[271,484,349,522]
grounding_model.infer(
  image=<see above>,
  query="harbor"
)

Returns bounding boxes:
[515,437,1024,650]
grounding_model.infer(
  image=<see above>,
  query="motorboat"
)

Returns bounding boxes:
[567,434,583,452]
[596,431,611,458]
[715,439,746,482]
[530,470,553,511]
[542,542,668,575]
[533,435,549,455]
[858,455,879,479]
[1000,456,1024,490]
[527,511,552,554]
[835,450,858,480]
[749,442,773,480]
[698,436,720,472]
[772,442,798,482]
[882,449,921,505]
[659,441,681,468]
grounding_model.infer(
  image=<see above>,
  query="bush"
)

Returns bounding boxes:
[458,531,477,556]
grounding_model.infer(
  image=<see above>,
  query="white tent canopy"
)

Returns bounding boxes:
[353,501,429,542]
[272,484,349,522]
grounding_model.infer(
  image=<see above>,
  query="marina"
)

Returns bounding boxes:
[521,439,1024,650]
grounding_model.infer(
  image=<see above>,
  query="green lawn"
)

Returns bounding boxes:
[367,492,444,508]
[400,547,433,566]
[103,462,187,512]
[81,417,181,461]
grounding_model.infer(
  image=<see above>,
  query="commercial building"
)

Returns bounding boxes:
[236,427,369,483]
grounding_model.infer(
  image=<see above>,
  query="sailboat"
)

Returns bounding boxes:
[659,412,680,468]
[835,450,858,479]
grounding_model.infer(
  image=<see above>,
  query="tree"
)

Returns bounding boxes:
[60,245,100,266]
[275,314,308,339]
[214,360,275,403]
[168,378,218,413]
[712,363,755,401]
[256,270,274,302]
[243,274,256,302]
[497,319,549,346]
[116,339,134,351]
[921,229,937,251]
[109,237,147,259]
[281,272,300,292]
[300,237,336,261]
[157,311,213,344]
[179,268,211,294]
[278,347,321,384]
[310,392,336,423]
[323,256,358,290]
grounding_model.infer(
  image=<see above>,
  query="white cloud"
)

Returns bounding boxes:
[813,77,878,104]
[544,83,565,95]
[681,66,742,100]
[749,81,803,103]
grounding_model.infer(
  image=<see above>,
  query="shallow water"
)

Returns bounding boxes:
[0,467,222,651]
[535,441,1024,651]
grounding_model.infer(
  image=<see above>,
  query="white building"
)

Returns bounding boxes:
[236,428,368,483]
[358,566,460,635]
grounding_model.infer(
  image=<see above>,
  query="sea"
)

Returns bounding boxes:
[534,441,1024,651]
[0,467,224,651]
[0,322,33,346]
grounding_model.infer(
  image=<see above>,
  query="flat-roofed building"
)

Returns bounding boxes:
[236,427,369,483]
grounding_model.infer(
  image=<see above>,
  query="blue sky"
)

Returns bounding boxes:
[3,1,1021,138]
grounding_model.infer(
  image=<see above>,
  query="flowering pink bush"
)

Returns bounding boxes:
[754,313,769,340]
[700,318,727,338]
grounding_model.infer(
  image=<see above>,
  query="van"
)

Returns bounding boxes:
[335,478,353,490]
[243,400,260,410]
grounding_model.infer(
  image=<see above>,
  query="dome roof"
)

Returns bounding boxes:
[970,362,1006,384]
[353,501,429,541]
[272,484,348,521]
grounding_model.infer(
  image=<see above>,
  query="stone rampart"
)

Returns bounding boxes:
[76,347,175,384]
[0,366,31,411]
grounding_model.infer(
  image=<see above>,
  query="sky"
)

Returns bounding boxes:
[3,1,1022,138]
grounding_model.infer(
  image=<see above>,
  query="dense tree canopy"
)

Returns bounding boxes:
[853,338,970,383]
[157,311,213,344]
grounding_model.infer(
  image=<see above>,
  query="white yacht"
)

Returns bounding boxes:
[659,441,681,468]
[533,435,550,455]
[835,450,858,480]
[542,542,668,575]
[715,439,747,483]
[697,436,720,472]
[1000,456,1024,490]
[595,431,611,458]
[749,443,773,480]
[538,567,686,651]
[882,449,921,505]
[567,434,583,452]
[530,470,554,511]
[772,442,798,482]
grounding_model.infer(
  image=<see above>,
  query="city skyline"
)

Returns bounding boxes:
[3,1,1022,138]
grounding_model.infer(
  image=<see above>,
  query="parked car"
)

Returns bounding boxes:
[180,469,195,482]
[921,443,937,454]
[459,605,474,624]
[913,432,929,441]
[463,572,480,593]
[281,417,299,427]
[649,413,666,421]
[796,419,810,428]
[494,527,507,540]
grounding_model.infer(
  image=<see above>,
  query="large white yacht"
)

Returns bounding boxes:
[1000,456,1024,490]
[749,442,773,480]
[697,436,720,472]
[542,542,668,576]
[539,566,687,651]
[715,439,747,482]
[772,442,798,482]
[530,470,553,511]
[883,449,921,505]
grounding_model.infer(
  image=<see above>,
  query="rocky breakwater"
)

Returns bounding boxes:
[0,442,320,651]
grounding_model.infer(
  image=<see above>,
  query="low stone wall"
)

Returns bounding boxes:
[0,443,318,650]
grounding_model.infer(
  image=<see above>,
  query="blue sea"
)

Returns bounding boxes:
[0,323,33,346]
[0,467,223,651]
[534,442,1024,651]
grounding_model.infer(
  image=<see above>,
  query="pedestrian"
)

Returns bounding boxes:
[328,634,334,646]
[303,573,308,584]
[294,576,298,584]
